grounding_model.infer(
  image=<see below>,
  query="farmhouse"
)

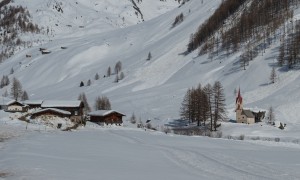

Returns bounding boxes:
[5,100,28,112]
[31,108,71,119]
[41,100,84,122]
[88,110,125,125]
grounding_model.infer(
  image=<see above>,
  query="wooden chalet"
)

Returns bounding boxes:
[24,100,43,109]
[41,100,84,122]
[31,108,71,119]
[5,100,28,112]
[88,110,125,125]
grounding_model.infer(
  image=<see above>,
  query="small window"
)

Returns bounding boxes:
[74,111,78,115]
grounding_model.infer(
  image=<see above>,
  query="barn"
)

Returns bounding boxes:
[41,100,84,122]
[88,110,125,125]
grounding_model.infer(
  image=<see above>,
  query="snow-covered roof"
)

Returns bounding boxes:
[6,100,26,106]
[32,108,71,115]
[41,100,83,108]
[23,100,43,105]
[88,110,125,117]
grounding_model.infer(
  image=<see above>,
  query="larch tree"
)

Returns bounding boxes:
[95,96,111,110]
[147,52,152,60]
[87,79,91,86]
[95,73,99,80]
[270,67,277,84]
[10,77,23,100]
[180,88,192,123]
[114,61,122,74]
[203,83,214,131]
[213,81,226,131]
[107,66,111,77]
[78,92,91,114]
[267,106,275,125]
[21,90,29,101]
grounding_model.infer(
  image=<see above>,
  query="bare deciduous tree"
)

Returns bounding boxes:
[95,96,111,110]
[270,67,277,84]
[21,90,29,101]
[10,77,22,100]
[78,92,91,114]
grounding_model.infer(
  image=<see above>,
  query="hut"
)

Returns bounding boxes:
[88,110,125,125]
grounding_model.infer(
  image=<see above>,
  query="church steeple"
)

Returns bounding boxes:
[235,88,243,111]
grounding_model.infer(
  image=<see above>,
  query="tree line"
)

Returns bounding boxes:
[180,81,226,131]
[278,20,300,69]
[187,0,247,53]
[187,0,300,71]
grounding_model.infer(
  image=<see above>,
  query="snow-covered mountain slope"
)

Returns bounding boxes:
[13,0,179,37]
[1,0,300,135]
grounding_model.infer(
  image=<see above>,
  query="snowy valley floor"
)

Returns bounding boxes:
[1,123,300,180]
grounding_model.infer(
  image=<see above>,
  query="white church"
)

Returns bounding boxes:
[235,89,255,124]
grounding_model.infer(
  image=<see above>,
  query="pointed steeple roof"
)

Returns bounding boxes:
[236,88,243,104]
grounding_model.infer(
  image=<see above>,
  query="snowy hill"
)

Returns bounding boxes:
[1,0,300,137]
[13,0,180,37]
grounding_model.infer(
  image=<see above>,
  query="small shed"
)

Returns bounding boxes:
[5,100,28,112]
[88,110,125,125]
[31,108,71,119]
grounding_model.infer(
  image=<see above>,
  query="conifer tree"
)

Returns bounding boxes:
[94,73,99,80]
[79,81,84,87]
[147,52,152,60]
[87,79,91,86]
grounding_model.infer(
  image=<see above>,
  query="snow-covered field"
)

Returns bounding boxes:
[1,124,300,180]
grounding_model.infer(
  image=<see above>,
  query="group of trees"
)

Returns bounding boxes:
[0,75,9,88]
[10,77,28,101]
[219,0,294,60]
[278,20,300,69]
[0,2,40,62]
[187,0,300,72]
[187,0,247,52]
[94,96,111,110]
[172,13,184,28]
[79,61,125,87]
[180,81,226,131]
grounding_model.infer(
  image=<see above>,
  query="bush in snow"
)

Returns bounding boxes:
[238,134,245,140]
[129,113,136,124]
